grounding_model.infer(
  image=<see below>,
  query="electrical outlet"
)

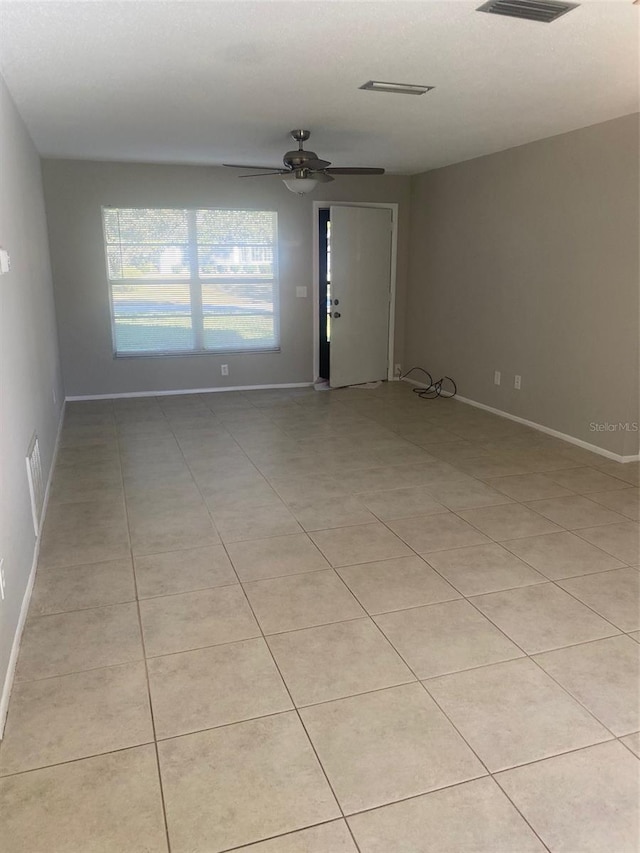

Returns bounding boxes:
[221,364,229,376]
[296,286,308,298]
[0,559,5,601]
[514,375,522,390]
[394,364,402,377]
[494,371,501,386]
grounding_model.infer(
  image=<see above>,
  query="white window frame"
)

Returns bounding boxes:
[102,206,280,358]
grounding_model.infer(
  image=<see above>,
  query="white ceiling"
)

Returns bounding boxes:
[0,0,637,174]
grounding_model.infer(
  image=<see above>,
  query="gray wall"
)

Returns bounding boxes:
[405,114,640,456]
[0,77,64,719]
[42,160,411,397]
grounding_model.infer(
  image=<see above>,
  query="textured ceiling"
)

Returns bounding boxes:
[0,0,637,173]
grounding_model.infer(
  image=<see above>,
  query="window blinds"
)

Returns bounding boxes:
[103,207,279,356]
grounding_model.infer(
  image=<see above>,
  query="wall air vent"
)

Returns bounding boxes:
[477,0,579,22]
[26,433,45,535]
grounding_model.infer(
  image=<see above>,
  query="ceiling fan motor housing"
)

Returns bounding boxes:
[283,129,317,169]
[283,149,318,169]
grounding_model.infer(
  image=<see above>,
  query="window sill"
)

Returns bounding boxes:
[113,347,281,360]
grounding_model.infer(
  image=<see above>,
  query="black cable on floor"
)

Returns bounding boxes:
[399,366,457,399]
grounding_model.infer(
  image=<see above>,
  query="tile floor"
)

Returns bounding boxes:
[1,382,639,852]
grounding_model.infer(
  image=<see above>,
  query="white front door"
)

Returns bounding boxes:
[329,205,392,388]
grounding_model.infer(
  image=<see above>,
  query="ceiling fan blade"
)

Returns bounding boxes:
[238,172,286,178]
[324,167,385,175]
[305,158,331,170]
[223,163,284,170]
[314,172,335,183]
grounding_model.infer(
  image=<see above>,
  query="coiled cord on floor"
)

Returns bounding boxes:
[400,367,457,399]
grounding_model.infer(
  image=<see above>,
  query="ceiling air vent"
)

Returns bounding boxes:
[477,0,579,23]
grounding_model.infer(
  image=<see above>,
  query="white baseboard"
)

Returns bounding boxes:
[401,378,639,463]
[0,402,66,738]
[65,382,314,402]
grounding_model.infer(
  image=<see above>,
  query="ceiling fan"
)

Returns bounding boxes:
[223,130,385,195]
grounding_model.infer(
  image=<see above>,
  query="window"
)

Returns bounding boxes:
[102,207,279,356]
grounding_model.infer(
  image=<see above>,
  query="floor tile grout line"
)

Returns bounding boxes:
[26,420,639,643]
[524,655,620,741]
[571,524,638,561]
[0,399,119,767]
[152,707,312,745]
[0,739,157,780]
[464,569,627,636]
[48,446,633,556]
[230,601,360,852]
[618,735,640,757]
[11,604,632,691]
[132,406,232,547]
[116,407,174,853]
[194,432,632,502]
[131,658,629,755]
[487,736,638,776]
[10,387,637,850]
[9,656,147,687]
[368,511,538,656]
[398,419,637,491]
[481,466,633,490]
[164,409,360,846]
[346,611,536,812]
[215,817,359,853]
[235,593,351,824]
[219,533,354,839]
[361,515,628,745]
[364,426,636,824]
[344,777,551,852]
[220,605,362,640]
[440,588,627,743]
[343,808,364,852]
[362,475,636,635]
[363,620,499,773]
[543,574,634,634]
[498,542,634,578]
[165,410,303,577]
[41,403,635,657]
[136,579,240,602]
[137,528,637,581]
[30,594,139,618]
[437,573,628,695]
[359,606,554,852]
[166,393,348,578]
[334,571,465,616]
[183,395,308,513]
[484,779,552,853]
[263,563,370,624]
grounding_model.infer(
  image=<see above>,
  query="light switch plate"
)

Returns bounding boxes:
[296,286,308,298]
[0,248,10,274]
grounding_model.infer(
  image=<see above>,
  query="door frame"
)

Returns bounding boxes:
[312,201,399,383]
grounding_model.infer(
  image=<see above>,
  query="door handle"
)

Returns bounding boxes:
[333,312,341,318]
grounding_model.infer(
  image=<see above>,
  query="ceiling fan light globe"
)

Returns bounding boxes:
[282,176,318,195]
